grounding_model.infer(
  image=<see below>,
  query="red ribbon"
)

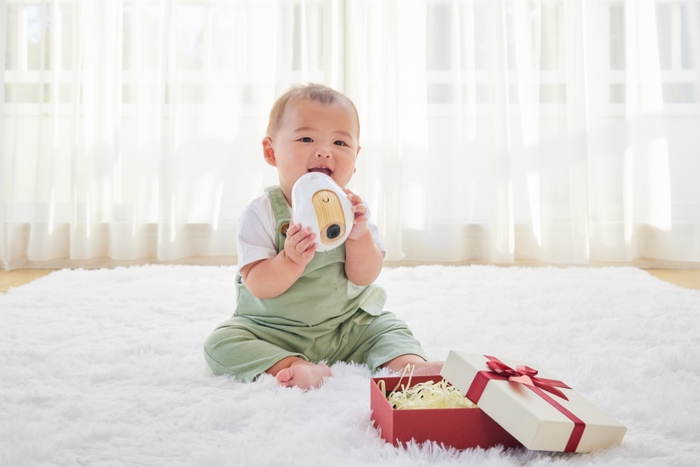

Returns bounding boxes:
[466,355,585,452]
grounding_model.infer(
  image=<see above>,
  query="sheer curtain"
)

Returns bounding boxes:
[2,0,699,270]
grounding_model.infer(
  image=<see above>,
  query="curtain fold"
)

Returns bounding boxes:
[564,0,591,264]
[2,0,700,270]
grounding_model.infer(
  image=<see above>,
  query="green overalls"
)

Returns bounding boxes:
[203,186,426,382]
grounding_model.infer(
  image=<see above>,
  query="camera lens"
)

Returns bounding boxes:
[326,224,341,239]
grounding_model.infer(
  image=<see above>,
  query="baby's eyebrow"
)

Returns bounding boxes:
[334,130,353,140]
[293,126,316,133]
[293,127,354,141]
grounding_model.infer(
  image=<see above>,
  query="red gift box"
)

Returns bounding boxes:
[370,375,522,450]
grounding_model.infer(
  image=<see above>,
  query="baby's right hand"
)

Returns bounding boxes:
[283,222,318,267]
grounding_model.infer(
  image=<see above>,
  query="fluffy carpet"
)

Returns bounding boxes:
[1,265,699,466]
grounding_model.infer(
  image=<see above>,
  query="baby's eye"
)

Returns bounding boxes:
[334,140,347,146]
[299,137,313,143]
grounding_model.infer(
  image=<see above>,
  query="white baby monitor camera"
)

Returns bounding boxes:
[291,172,354,252]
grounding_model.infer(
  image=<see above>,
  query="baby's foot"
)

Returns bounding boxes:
[384,354,444,376]
[276,361,332,390]
[411,360,444,376]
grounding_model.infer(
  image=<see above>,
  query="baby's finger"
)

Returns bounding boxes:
[286,222,302,238]
[343,188,361,203]
[287,224,309,244]
[292,224,314,241]
[295,231,317,252]
[300,242,318,259]
[284,226,307,252]
[352,203,366,215]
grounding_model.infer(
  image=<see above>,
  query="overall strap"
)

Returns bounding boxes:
[264,186,291,253]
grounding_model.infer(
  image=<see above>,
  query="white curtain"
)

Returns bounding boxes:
[2,0,700,270]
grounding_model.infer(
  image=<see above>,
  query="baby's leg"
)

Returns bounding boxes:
[267,356,331,390]
[339,311,442,376]
[204,317,309,383]
[383,354,444,376]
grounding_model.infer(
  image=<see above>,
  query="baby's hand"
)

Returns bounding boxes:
[343,188,370,241]
[283,222,317,267]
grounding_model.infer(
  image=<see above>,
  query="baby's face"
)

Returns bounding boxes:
[263,99,360,203]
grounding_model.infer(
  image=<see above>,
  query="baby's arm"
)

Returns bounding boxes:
[241,223,317,299]
[343,189,383,286]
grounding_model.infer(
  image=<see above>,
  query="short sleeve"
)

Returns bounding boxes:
[364,202,386,259]
[237,195,279,269]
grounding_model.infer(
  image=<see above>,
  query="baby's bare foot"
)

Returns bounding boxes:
[411,360,444,376]
[384,354,444,376]
[276,361,331,390]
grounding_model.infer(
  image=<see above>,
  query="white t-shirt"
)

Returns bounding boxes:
[237,193,386,270]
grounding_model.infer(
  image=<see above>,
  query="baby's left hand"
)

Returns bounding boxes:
[343,188,370,241]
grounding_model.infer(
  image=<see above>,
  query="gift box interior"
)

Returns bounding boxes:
[370,375,522,450]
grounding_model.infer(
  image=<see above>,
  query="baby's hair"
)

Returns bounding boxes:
[266,83,360,139]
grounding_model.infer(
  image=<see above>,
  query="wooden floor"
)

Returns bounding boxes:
[1,269,56,294]
[1,267,700,294]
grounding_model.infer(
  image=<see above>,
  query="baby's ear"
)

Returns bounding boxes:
[262,137,277,167]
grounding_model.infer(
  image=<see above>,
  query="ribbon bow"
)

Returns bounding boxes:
[485,355,571,401]
[466,355,584,452]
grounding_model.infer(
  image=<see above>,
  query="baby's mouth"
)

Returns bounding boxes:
[308,167,332,176]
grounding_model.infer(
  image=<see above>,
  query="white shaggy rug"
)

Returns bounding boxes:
[1,265,699,467]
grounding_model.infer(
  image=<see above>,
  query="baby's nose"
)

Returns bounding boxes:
[316,147,331,158]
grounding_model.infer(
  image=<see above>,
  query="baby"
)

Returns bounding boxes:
[204,83,442,389]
